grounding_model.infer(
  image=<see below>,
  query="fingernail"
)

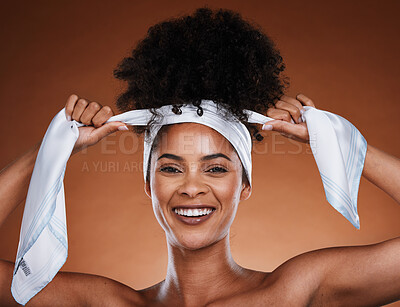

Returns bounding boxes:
[118,125,129,131]
[300,108,305,115]
[262,124,273,131]
[66,115,71,121]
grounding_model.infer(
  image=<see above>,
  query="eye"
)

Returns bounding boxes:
[207,166,228,173]
[160,166,182,173]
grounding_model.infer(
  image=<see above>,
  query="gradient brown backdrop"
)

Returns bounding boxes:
[1,0,399,304]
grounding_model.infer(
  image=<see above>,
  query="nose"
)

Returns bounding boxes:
[177,173,209,198]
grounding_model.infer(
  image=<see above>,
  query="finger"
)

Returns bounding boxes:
[65,94,79,121]
[72,98,89,122]
[92,106,115,128]
[275,100,302,124]
[89,122,129,144]
[280,95,303,110]
[262,120,309,142]
[79,102,102,125]
[296,93,315,108]
[266,108,292,123]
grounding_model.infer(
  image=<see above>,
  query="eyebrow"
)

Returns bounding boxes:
[200,153,231,162]
[157,153,231,162]
[157,153,183,161]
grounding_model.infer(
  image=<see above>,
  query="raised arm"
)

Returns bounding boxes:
[312,144,400,305]
[263,93,400,305]
[0,94,128,305]
[309,140,400,304]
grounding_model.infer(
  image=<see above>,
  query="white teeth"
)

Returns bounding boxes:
[174,208,214,217]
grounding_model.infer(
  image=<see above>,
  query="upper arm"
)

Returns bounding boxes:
[270,237,400,306]
[0,259,144,306]
[0,260,19,306]
[310,237,400,306]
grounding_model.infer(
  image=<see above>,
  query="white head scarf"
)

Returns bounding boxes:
[141,100,255,185]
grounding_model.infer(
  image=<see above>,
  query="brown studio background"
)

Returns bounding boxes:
[0,0,399,304]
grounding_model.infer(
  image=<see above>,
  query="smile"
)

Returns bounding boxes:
[173,208,215,217]
[172,206,216,225]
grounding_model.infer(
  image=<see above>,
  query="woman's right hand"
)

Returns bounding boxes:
[65,94,129,155]
[262,94,315,143]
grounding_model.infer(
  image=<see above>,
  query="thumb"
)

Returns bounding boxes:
[262,120,309,143]
[90,121,129,143]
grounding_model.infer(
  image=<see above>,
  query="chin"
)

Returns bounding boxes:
[155,206,231,250]
[168,231,222,251]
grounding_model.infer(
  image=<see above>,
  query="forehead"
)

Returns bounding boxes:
[153,123,235,157]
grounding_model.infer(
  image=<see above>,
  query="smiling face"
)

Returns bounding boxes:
[145,123,251,250]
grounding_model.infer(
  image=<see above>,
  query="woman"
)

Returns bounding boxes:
[1,7,399,306]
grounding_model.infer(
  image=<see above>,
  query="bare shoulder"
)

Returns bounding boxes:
[0,259,146,306]
[266,237,400,306]
[212,238,400,306]
[211,247,338,305]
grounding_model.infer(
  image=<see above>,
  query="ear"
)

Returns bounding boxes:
[144,181,152,199]
[240,183,252,201]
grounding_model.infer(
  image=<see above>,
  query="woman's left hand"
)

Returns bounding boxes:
[262,94,315,143]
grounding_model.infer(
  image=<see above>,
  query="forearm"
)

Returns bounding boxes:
[0,142,40,227]
[362,144,400,203]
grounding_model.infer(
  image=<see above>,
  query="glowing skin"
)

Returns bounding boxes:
[145,123,251,251]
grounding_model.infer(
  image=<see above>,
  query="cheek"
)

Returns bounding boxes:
[149,176,177,229]
[151,176,174,207]
[217,174,243,203]
[214,175,242,224]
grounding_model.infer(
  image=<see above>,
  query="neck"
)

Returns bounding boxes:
[159,234,251,306]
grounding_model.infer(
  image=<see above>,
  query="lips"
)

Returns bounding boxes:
[172,205,216,225]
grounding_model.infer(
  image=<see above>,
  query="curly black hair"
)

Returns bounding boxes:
[113,7,288,141]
